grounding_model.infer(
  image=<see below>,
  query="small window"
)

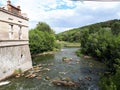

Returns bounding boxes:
[18,21,22,23]
[9,24,14,39]
[21,54,23,58]
[18,26,22,40]
[8,18,13,20]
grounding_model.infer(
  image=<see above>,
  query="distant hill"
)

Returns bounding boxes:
[56,19,120,42]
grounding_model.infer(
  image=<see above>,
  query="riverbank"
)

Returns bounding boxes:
[33,51,56,56]
[32,41,80,57]
[75,49,92,59]
[31,49,60,57]
[56,41,80,48]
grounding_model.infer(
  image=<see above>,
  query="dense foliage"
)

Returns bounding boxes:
[29,22,56,55]
[56,28,81,42]
[56,19,120,43]
[79,19,120,90]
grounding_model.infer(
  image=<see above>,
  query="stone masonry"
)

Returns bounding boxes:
[0,0,32,80]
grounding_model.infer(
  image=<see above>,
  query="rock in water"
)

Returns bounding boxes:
[0,81,10,86]
[62,57,72,62]
[52,80,79,86]
[45,76,50,80]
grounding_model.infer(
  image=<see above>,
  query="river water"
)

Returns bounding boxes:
[0,48,105,90]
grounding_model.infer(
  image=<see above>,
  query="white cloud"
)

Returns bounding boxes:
[1,0,120,33]
[53,27,75,34]
[117,12,120,18]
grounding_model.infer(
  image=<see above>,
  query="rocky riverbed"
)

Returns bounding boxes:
[0,48,106,90]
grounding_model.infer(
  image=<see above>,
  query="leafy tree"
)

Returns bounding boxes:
[111,22,120,35]
[56,28,81,42]
[36,22,54,34]
[29,22,56,55]
[89,24,101,34]
[78,19,120,89]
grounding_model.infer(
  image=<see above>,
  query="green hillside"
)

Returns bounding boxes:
[56,19,120,42]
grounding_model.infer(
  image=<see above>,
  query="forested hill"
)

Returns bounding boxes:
[56,19,120,42]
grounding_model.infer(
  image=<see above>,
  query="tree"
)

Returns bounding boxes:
[29,22,56,55]
[36,22,54,34]
[111,22,120,35]
[89,24,101,34]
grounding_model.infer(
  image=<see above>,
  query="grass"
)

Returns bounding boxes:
[56,41,80,48]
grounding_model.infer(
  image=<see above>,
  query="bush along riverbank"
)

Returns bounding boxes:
[77,20,120,90]
[29,22,61,55]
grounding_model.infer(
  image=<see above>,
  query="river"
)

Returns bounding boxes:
[0,48,105,90]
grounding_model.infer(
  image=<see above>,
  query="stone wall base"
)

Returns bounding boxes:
[0,45,32,80]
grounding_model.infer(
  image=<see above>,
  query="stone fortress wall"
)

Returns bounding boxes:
[0,0,32,80]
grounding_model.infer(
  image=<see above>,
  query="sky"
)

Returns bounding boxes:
[0,0,120,33]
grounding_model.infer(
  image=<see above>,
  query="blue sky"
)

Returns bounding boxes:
[0,0,120,33]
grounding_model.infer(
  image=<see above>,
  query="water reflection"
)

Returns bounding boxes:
[32,54,55,65]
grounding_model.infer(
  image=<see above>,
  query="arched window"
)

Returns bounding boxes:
[9,24,14,39]
[18,26,22,40]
